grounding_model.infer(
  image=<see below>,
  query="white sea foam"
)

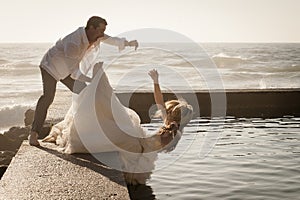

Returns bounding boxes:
[212,53,250,67]
[0,104,34,130]
[0,59,9,65]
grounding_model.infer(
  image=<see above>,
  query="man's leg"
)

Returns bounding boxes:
[30,68,57,146]
[60,75,87,94]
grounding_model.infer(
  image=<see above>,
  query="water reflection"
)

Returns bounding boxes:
[127,184,156,200]
[143,116,300,200]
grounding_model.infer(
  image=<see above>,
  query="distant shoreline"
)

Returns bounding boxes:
[0,42,300,44]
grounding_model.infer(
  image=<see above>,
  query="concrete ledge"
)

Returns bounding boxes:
[116,89,300,122]
[0,141,130,200]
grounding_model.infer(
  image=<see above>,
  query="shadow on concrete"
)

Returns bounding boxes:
[37,145,125,186]
[37,144,156,200]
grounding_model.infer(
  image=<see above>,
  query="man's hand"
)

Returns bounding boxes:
[127,40,139,50]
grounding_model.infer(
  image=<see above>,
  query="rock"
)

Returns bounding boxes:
[0,134,20,152]
[3,126,30,141]
[24,109,35,126]
[0,151,15,179]
[0,151,15,166]
[0,166,7,179]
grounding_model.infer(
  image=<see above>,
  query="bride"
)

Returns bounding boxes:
[43,65,193,185]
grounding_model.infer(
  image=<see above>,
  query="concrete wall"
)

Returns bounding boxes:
[116,89,300,123]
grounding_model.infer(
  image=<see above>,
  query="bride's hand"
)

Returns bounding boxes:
[148,69,159,84]
[93,62,103,78]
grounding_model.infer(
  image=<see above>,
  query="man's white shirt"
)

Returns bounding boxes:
[40,27,126,81]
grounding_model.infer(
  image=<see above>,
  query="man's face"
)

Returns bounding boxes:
[95,23,106,39]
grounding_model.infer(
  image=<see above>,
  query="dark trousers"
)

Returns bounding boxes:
[31,67,87,134]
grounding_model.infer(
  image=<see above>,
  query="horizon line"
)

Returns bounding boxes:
[0,41,299,44]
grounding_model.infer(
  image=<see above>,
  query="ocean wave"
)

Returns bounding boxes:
[264,65,300,73]
[0,62,40,77]
[0,61,38,69]
[0,104,34,129]
[11,62,38,69]
[0,59,9,65]
[212,53,250,67]
[230,64,300,73]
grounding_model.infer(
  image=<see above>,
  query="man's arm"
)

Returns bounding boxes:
[100,34,138,51]
[71,69,92,82]
[124,40,139,50]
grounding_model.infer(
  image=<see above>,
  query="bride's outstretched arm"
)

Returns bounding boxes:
[148,69,167,120]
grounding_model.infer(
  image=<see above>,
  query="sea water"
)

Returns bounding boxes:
[135,116,300,200]
[1,43,300,199]
[0,42,299,130]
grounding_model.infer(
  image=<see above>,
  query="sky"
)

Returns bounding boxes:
[0,0,299,43]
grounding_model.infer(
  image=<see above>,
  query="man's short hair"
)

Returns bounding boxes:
[86,16,107,29]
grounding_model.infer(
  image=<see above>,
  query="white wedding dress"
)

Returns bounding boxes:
[46,64,162,184]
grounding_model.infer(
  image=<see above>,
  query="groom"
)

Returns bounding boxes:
[29,16,138,146]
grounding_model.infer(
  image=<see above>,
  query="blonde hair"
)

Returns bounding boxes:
[156,99,193,152]
[164,99,193,129]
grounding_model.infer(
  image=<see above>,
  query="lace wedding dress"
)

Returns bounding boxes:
[44,64,164,184]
